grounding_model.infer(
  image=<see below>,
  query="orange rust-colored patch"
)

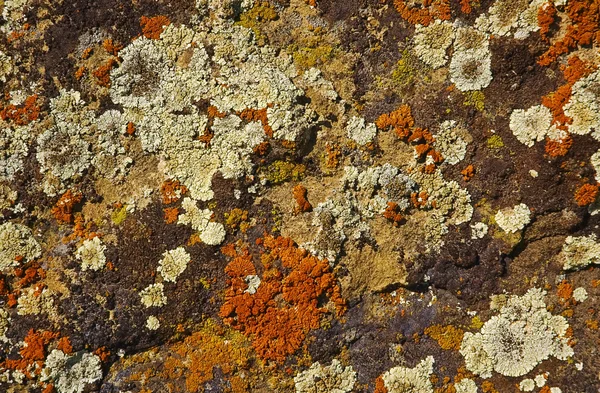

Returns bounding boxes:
[56,337,73,354]
[393,0,451,25]
[382,202,404,226]
[253,141,270,156]
[424,324,464,350]
[17,262,45,288]
[20,329,60,362]
[537,0,600,66]
[102,38,123,55]
[545,134,573,157]
[81,47,93,60]
[374,376,389,393]
[411,191,429,208]
[140,15,171,40]
[0,94,41,126]
[461,165,475,181]
[237,107,274,137]
[51,190,83,224]
[325,143,342,168]
[292,184,312,214]
[160,179,188,205]
[376,104,415,138]
[164,207,179,224]
[92,57,118,87]
[574,183,599,206]
[219,235,345,363]
[557,280,574,301]
[94,346,111,363]
[74,66,86,80]
[126,121,135,135]
[538,2,557,42]
[460,0,477,14]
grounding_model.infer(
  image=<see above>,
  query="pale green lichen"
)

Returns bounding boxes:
[560,234,600,270]
[460,288,573,378]
[139,283,167,308]
[381,356,435,393]
[75,237,107,272]
[455,378,478,393]
[157,247,190,283]
[293,359,357,393]
[41,350,103,393]
[563,70,600,139]
[0,221,41,271]
[494,203,530,233]
[413,20,454,69]
[346,116,377,145]
[509,104,554,147]
[146,315,160,331]
[178,197,226,245]
[433,120,470,165]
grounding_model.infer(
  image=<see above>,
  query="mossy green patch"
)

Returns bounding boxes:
[487,134,504,149]
[259,160,306,184]
[463,91,485,111]
[111,206,127,225]
[235,2,278,45]
[391,49,419,86]
[290,43,334,71]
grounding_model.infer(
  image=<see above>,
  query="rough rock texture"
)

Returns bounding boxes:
[0,0,599,392]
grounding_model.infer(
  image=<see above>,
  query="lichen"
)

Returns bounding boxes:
[0,222,41,271]
[460,288,573,378]
[381,356,435,393]
[294,359,357,393]
[495,203,531,233]
[75,237,107,272]
[346,116,377,145]
[157,247,190,283]
[560,234,600,270]
[139,283,167,308]
[41,350,103,393]
[509,105,554,147]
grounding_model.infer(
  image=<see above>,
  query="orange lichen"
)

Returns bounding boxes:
[81,47,93,60]
[94,346,111,363]
[163,207,179,224]
[537,0,600,66]
[20,329,59,362]
[140,15,171,40]
[126,121,135,135]
[0,94,41,125]
[574,183,599,206]
[17,262,45,288]
[411,191,429,208]
[482,381,499,393]
[460,0,477,14]
[374,376,389,393]
[160,179,188,205]
[383,202,404,226]
[293,184,312,214]
[92,57,118,87]
[545,134,573,157]
[74,66,86,80]
[537,2,557,42]
[56,337,73,354]
[424,324,464,350]
[102,38,123,55]
[220,235,345,362]
[557,280,574,301]
[393,0,451,26]
[325,143,342,168]
[376,104,414,139]
[207,105,226,119]
[253,141,270,156]
[461,165,474,181]
[237,107,274,137]
[51,190,83,223]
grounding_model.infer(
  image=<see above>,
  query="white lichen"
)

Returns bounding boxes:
[495,203,530,233]
[178,197,226,245]
[294,359,357,393]
[470,222,489,239]
[563,70,600,138]
[433,120,470,165]
[0,221,41,271]
[591,150,600,182]
[139,283,167,308]
[157,247,190,283]
[455,378,478,393]
[560,234,600,270]
[572,287,588,302]
[75,237,107,272]
[146,315,160,331]
[382,356,435,393]
[509,105,554,147]
[17,287,54,316]
[413,20,454,68]
[460,288,573,378]
[41,350,103,393]
[346,116,377,145]
[520,379,535,392]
